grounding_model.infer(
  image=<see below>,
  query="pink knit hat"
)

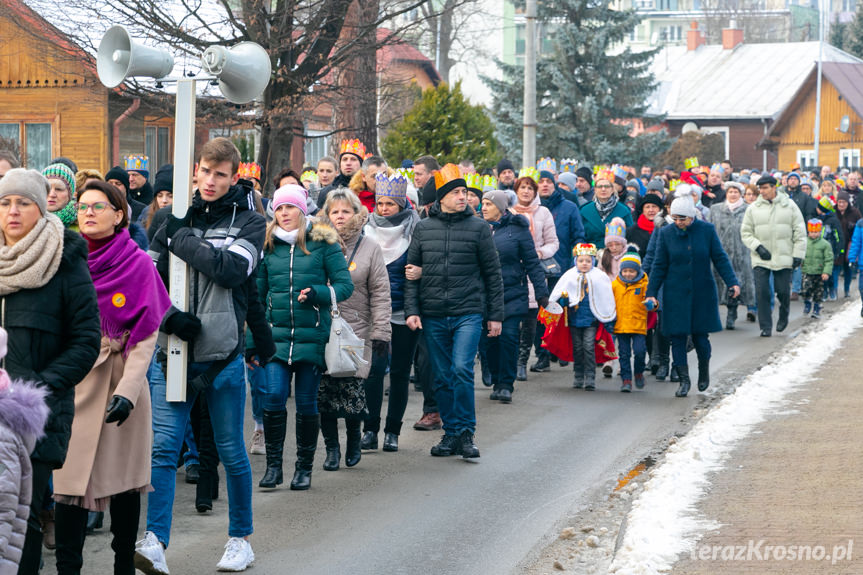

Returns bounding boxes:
[272,184,308,216]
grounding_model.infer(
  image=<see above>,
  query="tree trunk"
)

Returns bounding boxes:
[437,0,456,85]
[337,0,379,154]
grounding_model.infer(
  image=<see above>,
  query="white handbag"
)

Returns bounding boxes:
[324,285,368,377]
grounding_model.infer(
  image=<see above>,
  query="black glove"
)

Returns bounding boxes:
[105,395,133,426]
[372,339,389,357]
[793,257,803,269]
[537,296,550,309]
[755,245,772,261]
[165,212,191,239]
[164,311,202,342]
[301,286,317,302]
[245,348,258,364]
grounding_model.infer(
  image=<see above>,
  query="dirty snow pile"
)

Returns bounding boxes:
[609,303,861,574]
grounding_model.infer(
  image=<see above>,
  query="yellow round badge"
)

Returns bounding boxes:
[348,262,357,271]
[112,293,126,308]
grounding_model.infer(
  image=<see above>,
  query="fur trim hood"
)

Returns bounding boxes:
[0,379,50,452]
[317,207,370,252]
[308,221,340,245]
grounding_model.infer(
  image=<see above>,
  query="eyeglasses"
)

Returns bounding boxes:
[595,184,613,189]
[76,202,116,214]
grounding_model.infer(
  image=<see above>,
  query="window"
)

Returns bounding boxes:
[145,126,171,182]
[842,0,856,11]
[839,148,861,169]
[796,150,816,168]
[657,0,678,9]
[0,121,54,170]
[634,0,655,9]
[660,26,683,42]
[304,130,331,167]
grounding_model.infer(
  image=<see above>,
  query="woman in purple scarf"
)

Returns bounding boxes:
[52,181,170,574]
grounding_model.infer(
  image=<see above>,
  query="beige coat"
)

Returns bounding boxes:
[53,331,156,499]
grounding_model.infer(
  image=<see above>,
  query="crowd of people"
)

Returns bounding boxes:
[0,139,859,574]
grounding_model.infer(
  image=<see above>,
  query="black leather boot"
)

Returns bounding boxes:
[655,363,669,381]
[195,469,215,512]
[320,414,340,471]
[516,364,527,381]
[675,365,691,397]
[670,365,680,382]
[109,492,140,575]
[345,416,362,467]
[259,409,287,488]
[697,359,710,392]
[290,413,319,490]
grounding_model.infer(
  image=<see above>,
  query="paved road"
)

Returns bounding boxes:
[42,305,817,575]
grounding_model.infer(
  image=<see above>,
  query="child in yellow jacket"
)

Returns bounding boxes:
[612,249,649,392]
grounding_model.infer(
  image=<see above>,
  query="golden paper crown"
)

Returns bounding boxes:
[574,243,597,257]
[481,174,498,190]
[595,169,616,184]
[519,166,540,183]
[340,139,367,159]
[238,162,262,181]
[593,164,609,175]
[464,172,483,191]
[301,170,318,184]
[684,157,699,170]
[669,178,681,191]
[434,163,466,191]
[123,155,149,172]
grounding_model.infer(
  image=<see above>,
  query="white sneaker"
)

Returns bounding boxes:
[249,429,265,454]
[217,537,255,571]
[134,531,170,575]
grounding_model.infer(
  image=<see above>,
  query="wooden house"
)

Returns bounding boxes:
[760,62,863,171]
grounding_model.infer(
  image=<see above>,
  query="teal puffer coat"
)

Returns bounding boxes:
[258,222,354,367]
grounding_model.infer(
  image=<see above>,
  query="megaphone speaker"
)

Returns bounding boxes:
[201,43,272,104]
[97,25,174,88]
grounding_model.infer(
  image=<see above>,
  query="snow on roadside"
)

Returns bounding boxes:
[608,303,861,574]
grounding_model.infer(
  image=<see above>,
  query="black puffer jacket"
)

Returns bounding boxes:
[491,212,549,319]
[3,229,101,467]
[405,203,504,321]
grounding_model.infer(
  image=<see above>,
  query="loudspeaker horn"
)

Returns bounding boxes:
[200,42,271,104]
[97,25,174,88]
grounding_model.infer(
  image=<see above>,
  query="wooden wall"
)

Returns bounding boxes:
[773,78,862,169]
[0,13,109,172]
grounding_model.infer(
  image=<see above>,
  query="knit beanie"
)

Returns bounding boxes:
[0,168,49,214]
[838,190,851,204]
[626,179,640,191]
[575,167,593,185]
[496,158,515,175]
[153,164,174,194]
[483,190,509,216]
[670,196,697,218]
[787,172,801,184]
[42,163,76,197]
[638,194,664,213]
[619,248,642,273]
[604,217,627,246]
[105,166,130,192]
[538,170,555,183]
[646,178,665,194]
[272,184,308,215]
[557,172,577,191]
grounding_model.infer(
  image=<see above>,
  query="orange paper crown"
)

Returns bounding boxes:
[595,169,615,184]
[340,139,366,159]
[238,162,262,181]
[434,163,467,198]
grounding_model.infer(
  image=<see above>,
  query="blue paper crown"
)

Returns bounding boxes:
[613,165,628,180]
[560,159,577,173]
[375,173,408,199]
[537,157,557,173]
[124,155,149,172]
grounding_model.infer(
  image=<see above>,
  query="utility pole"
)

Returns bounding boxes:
[814,0,824,168]
[523,0,537,167]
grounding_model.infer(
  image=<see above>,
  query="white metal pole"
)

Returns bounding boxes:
[166,78,196,402]
[813,0,824,168]
[523,0,537,167]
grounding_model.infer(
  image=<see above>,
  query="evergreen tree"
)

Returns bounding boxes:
[483,0,669,166]
[829,20,847,51]
[380,82,500,170]
[845,5,863,59]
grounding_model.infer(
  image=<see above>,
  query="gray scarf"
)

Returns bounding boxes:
[595,193,619,221]
[0,213,64,296]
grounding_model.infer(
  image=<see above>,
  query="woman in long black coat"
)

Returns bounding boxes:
[645,197,739,398]
[481,191,549,403]
[0,169,100,572]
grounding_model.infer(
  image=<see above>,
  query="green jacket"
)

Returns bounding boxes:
[740,191,807,271]
[256,222,354,367]
[802,236,834,276]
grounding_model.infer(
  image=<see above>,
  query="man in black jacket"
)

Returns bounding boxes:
[405,164,505,459]
[136,138,266,574]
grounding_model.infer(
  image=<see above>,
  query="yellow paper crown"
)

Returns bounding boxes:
[396,167,414,181]
[481,174,498,190]
[464,172,483,191]
[574,243,597,257]
[434,163,465,191]
[593,164,609,175]
[301,170,318,184]
[595,169,616,184]
[519,166,540,183]
[684,157,699,170]
[669,178,681,191]
[340,139,367,159]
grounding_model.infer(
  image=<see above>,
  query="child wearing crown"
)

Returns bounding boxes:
[548,243,616,390]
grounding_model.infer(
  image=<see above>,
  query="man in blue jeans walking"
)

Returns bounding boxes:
[405,163,504,459]
[136,138,267,574]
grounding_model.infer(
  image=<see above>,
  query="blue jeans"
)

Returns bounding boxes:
[792,267,802,294]
[265,360,320,415]
[423,314,483,436]
[246,358,269,425]
[147,354,252,547]
[147,351,200,467]
[482,315,523,392]
[617,333,646,381]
